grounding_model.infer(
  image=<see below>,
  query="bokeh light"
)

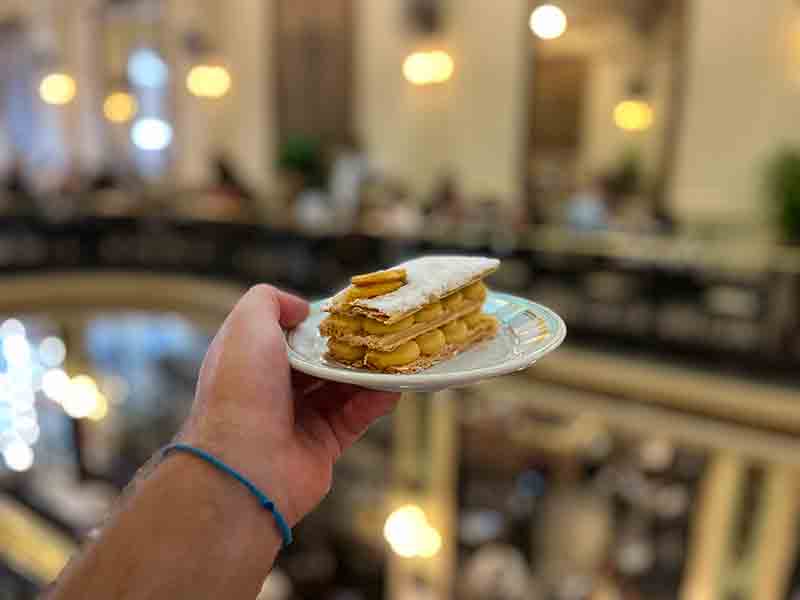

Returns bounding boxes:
[383,504,442,558]
[127,48,169,88]
[3,439,34,472]
[104,91,138,123]
[42,368,70,403]
[0,319,26,338]
[614,99,654,131]
[131,118,173,151]
[2,334,31,367]
[39,337,66,367]
[429,50,455,84]
[88,393,108,422]
[186,65,232,98]
[417,525,443,558]
[403,52,433,86]
[403,50,454,86]
[39,73,77,105]
[384,505,427,557]
[529,4,568,40]
[0,319,41,472]
[7,384,34,410]
[62,374,100,419]
[15,415,39,446]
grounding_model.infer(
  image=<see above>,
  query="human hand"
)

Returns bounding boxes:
[180,285,400,525]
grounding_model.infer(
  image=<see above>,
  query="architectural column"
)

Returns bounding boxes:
[448,0,528,204]
[65,0,105,174]
[746,464,800,600]
[387,391,459,600]
[164,0,213,188]
[214,0,277,200]
[681,452,745,600]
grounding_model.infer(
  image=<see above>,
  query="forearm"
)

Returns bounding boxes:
[49,452,282,600]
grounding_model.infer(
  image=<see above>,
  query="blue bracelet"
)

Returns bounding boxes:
[160,443,293,549]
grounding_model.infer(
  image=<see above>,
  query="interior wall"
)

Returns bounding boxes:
[356,0,527,202]
[356,0,446,198]
[576,17,673,186]
[670,0,800,227]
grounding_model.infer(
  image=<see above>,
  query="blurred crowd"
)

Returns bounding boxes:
[0,138,680,240]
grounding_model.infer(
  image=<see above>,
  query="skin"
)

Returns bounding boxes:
[47,285,399,600]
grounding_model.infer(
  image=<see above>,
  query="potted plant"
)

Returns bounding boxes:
[766,147,800,243]
[277,134,325,190]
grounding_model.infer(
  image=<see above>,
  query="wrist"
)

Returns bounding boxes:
[159,445,290,547]
[173,433,301,526]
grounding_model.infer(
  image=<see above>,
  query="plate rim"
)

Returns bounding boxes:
[286,291,567,389]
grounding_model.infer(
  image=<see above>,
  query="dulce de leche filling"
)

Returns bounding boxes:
[328,339,367,361]
[324,281,495,368]
[365,341,421,369]
[416,329,446,355]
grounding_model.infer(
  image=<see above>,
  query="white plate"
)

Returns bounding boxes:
[286,292,566,392]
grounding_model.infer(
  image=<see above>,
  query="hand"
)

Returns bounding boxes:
[180,285,399,525]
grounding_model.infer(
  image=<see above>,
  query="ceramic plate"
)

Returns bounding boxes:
[286,292,566,392]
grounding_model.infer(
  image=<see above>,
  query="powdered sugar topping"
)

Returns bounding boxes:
[331,255,499,315]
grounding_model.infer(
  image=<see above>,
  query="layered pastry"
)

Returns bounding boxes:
[320,256,500,373]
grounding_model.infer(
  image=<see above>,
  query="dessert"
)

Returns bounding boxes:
[319,256,500,373]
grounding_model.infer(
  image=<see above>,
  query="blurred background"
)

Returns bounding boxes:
[1,0,800,598]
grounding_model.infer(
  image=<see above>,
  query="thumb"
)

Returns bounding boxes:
[241,284,309,329]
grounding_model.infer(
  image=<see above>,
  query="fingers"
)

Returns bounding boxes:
[301,384,400,457]
[334,389,399,452]
[344,389,400,432]
[291,370,325,396]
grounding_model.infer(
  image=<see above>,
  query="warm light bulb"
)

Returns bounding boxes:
[104,91,138,123]
[614,99,654,131]
[403,51,453,86]
[530,4,568,40]
[417,525,442,558]
[62,374,99,419]
[187,65,232,98]
[403,52,432,86]
[384,505,442,558]
[384,505,428,557]
[71,374,98,391]
[88,393,109,422]
[429,50,454,84]
[39,73,77,105]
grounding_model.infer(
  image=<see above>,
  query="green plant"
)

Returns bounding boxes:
[277,134,325,188]
[766,148,800,243]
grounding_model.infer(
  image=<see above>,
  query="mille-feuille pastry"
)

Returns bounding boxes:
[319,256,500,373]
